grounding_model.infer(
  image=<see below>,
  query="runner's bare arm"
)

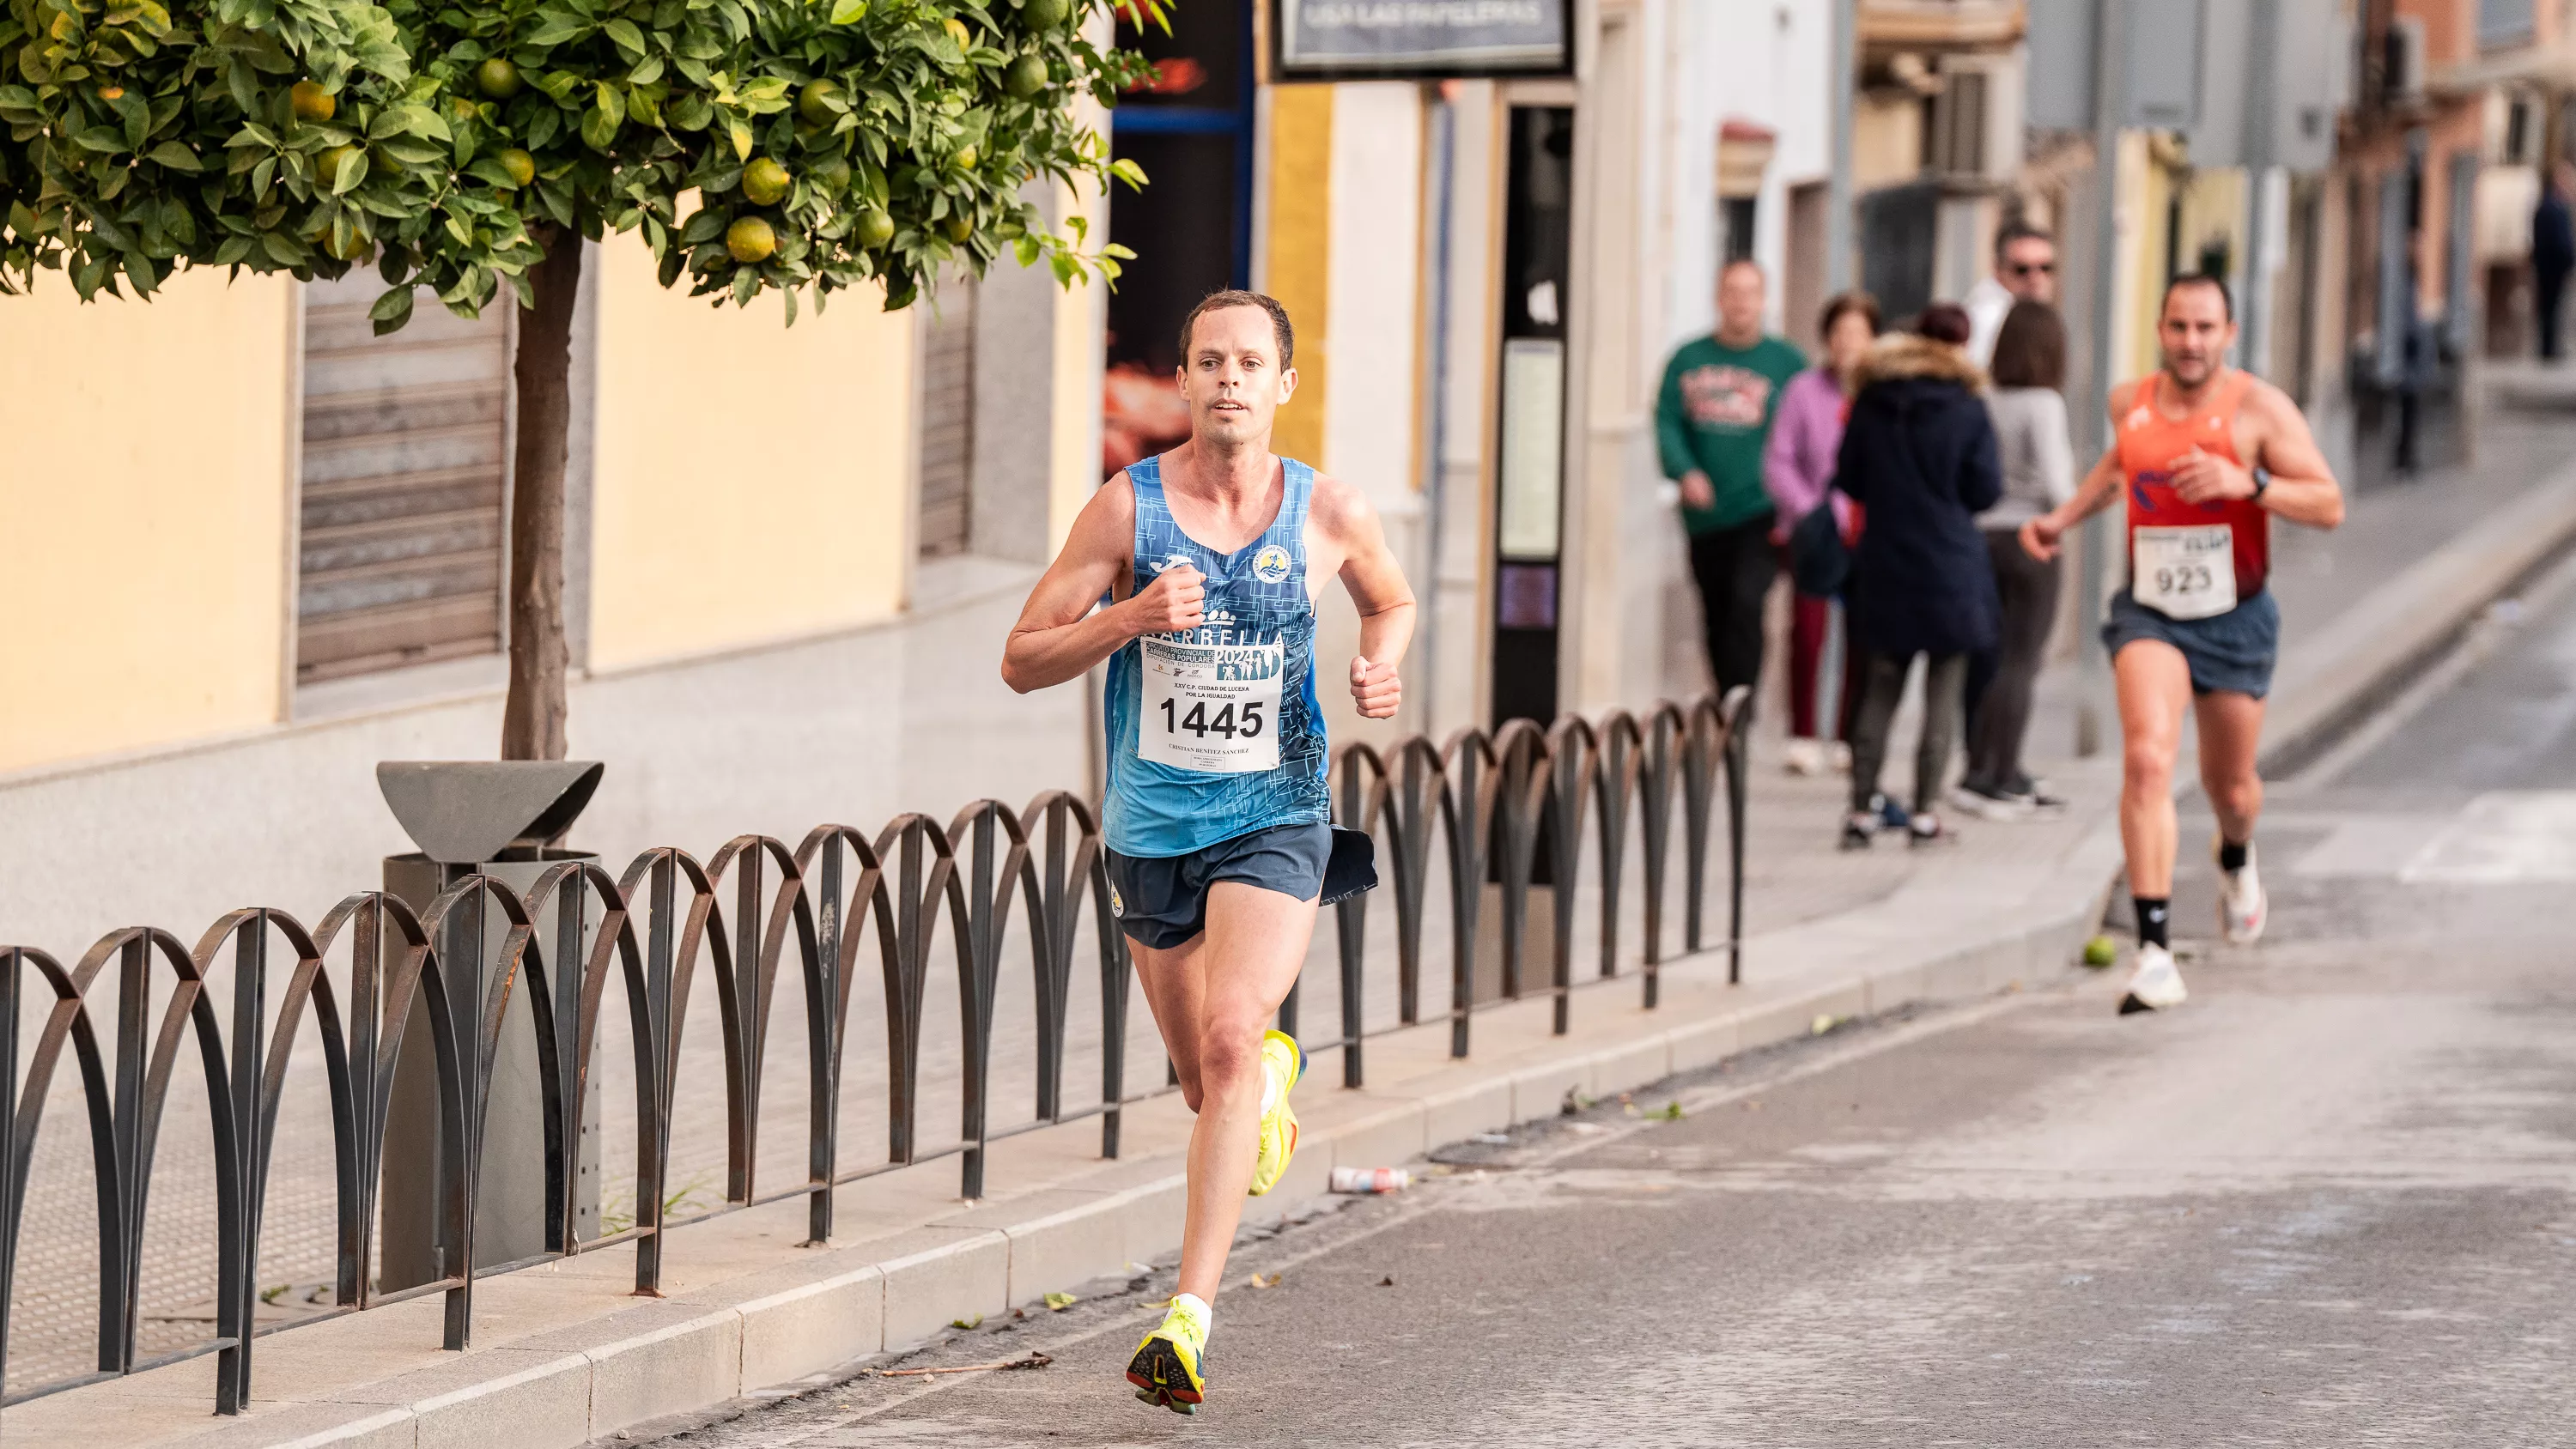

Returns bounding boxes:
[1001,476,1205,694]
[2172,381,2342,529]
[1312,474,1417,719]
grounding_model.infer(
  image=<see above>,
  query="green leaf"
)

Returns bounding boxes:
[581,102,620,152]
[71,125,125,154]
[332,147,368,193]
[829,0,866,19]
[730,264,757,306]
[143,140,200,170]
[368,283,413,331]
[523,12,587,45]
[602,17,646,54]
[726,115,750,161]
[595,80,626,128]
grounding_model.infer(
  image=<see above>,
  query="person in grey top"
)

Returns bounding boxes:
[1957,300,2075,815]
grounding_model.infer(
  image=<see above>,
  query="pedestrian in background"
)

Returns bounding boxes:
[1957,300,2075,818]
[1964,221,2057,369]
[2534,161,2573,364]
[1763,289,1880,776]
[1832,304,2001,849]
[1656,258,1808,699]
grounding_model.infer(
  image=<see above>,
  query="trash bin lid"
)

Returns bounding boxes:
[376,761,605,864]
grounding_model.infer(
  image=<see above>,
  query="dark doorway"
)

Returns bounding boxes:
[1491,105,1576,730]
[1102,1,1254,477]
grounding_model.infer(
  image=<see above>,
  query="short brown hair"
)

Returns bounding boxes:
[1177,289,1295,370]
[1817,289,1881,341]
[1989,300,2067,390]
[1916,303,1973,347]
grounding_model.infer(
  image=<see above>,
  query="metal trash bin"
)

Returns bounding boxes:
[376,761,605,1293]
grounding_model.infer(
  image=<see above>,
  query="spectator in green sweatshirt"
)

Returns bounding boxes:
[1657,258,1807,698]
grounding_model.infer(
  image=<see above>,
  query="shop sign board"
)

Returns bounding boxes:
[1273,0,1571,80]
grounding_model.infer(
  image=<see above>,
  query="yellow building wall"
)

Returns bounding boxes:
[586,234,915,671]
[1266,85,1334,468]
[0,271,293,773]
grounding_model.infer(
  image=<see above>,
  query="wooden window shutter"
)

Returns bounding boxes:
[296,273,510,683]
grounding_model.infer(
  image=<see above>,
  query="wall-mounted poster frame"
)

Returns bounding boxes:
[1271,0,1571,82]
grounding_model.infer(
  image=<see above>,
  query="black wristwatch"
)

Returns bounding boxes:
[2250,465,2272,502]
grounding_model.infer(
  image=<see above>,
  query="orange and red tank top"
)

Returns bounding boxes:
[2115,368,2269,607]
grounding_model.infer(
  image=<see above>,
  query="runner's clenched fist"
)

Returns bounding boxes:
[1349,655,1400,718]
[1128,563,1206,635]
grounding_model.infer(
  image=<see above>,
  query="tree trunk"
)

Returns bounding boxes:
[501,231,583,761]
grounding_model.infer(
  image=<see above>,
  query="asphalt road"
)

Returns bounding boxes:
[641,562,2576,1447]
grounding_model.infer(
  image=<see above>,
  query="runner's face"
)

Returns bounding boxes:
[2158,285,2236,387]
[1179,306,1294,448]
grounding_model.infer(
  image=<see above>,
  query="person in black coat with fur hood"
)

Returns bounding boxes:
[1832,302,2002,849]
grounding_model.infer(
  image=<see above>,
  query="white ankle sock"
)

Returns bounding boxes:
[1170,1291,1212,1340]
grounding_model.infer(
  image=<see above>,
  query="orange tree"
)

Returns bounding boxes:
[3,0,1145,758]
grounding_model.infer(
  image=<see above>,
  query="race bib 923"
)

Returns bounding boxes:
[2134,524,2234,621]
[1139,634,1283,774]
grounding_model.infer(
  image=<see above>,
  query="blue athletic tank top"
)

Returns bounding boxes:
[1102,454,1330,857]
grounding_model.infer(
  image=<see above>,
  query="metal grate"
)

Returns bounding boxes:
[916,275,975,559]
[296,274,510,683]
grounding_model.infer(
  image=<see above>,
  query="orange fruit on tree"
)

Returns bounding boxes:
[726,215,777,263]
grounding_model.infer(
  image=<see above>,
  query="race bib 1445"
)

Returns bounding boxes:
[1139,635,1283,774]
[2133,524,2235,621]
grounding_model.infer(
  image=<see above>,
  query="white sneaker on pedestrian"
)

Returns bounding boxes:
[2216,840,2267,945]
[2118,943,2188,1015]
[1783,737,1826,776]
[1951,782,2033,821]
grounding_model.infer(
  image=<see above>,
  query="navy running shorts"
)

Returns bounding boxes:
[2101,587,2280,698]
[1107,822,1373,950]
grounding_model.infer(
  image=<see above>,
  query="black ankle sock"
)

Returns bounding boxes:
[2217,840,2249,873]
[2134,897,2171,949]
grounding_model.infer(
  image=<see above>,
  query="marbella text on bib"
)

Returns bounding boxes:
[2134,524,2234,620]
[1139,634,1284,773]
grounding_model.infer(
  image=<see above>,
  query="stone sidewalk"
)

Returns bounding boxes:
[9,397,2576,1446]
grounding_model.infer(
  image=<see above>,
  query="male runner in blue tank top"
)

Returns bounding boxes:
[1001,289,1415,1415]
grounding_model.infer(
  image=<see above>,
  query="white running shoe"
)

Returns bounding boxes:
[2215,840,2267,945]
[1783,737,1827,776]
[2118,943,2188,1015]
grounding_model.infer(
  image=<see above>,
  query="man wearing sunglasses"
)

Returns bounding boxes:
[1966,221,2057,368]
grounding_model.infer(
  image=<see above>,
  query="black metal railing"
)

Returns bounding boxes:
[0,687,1747,1414]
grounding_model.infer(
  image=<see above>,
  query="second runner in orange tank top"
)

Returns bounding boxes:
[2114,369,2269,615]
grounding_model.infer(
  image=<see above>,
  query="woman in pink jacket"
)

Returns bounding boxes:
[1762,291,1880,776]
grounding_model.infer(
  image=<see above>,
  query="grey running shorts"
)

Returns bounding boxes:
[1105,821,1334,951]
[2101,587,2281,698]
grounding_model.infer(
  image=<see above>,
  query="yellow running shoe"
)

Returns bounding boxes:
[1126,1296,1209,1413]
[1247,1028,1304,1197]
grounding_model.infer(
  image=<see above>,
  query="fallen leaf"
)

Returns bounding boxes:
[950,1314,983,1331]
[1043,1291,1078,1310]
[1660,1100,1686,1120]
[1376,1276,1394,1287]
[1248,1272,1280,1289]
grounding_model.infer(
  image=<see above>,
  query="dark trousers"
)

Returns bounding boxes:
[1850,651,1968,815]
[1688,517,1777,698]
[1965,530,2062,791]
[2540,266,2570,361]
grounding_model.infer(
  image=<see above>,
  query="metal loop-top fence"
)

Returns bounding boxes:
[0,685,1748,1413]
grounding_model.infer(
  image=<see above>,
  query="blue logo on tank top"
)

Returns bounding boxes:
[1103,455,1330,858]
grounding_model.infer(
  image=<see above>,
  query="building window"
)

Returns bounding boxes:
[2506,94,2536,166]
[295,274,508,684]
[1925,69,1990,180]
[1720,197,1759,264]
[2480,0,2536,51]
[917,275,975,559]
